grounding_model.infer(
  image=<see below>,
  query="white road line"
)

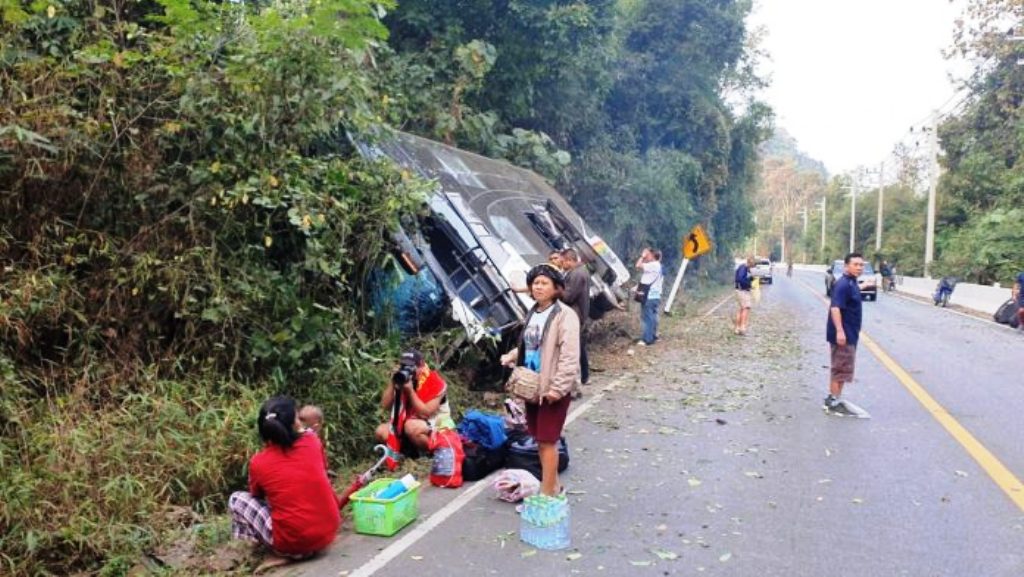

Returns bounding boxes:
[702,293,735,319]
[347,378,624,577]
[347,292,733,576]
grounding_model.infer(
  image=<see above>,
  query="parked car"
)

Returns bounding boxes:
[751,258,773,284]
[825,260,879,301]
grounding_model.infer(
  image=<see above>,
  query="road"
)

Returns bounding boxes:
[285,270,1024,577]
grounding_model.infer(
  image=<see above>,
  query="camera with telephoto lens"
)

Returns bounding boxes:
[392,361,417,387]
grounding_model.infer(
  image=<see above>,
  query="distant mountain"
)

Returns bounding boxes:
[760,128,829,179]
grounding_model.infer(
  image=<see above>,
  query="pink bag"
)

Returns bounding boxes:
[492,469,540,503]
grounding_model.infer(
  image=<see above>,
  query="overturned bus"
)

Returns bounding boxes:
[358,131,629,344]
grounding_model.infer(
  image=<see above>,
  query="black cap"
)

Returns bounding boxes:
[399,349,424,366]
[526,263,565,288]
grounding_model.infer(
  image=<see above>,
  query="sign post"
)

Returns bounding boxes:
[663,225,712,313]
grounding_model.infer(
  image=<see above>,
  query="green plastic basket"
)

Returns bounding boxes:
[350,477,421,537]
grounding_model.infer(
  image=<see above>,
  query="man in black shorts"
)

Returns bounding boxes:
[824,252,864,416]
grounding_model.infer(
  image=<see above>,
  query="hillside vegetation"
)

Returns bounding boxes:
[0,0,768,573]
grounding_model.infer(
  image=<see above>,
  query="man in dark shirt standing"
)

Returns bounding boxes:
[560,248,591,388]
[824,252,864,416]
[733,257,754,335]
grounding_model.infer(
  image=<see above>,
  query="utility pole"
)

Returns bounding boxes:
[819,196,827,257]
[753,214,758,256]
[924,110,939,277]
[875,161,884,253]
[781,212,787,264]
[800,206,808,264]
[849,176,857,253]
[780,180,790,264]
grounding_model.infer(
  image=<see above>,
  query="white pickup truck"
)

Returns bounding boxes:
[751,258,773,284]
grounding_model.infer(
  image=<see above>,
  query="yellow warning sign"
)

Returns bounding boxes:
[682,224,712,259]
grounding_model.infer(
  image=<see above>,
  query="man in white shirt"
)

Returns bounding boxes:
[635,247,664,346]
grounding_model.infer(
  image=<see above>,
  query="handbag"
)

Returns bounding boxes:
[505,365,541,404]
[633,282,651,303]
[634,269,662,303]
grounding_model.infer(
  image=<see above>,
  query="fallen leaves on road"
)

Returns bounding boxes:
[651,548,679,560]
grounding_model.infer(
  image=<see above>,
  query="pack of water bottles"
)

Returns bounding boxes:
[519,493,571,550]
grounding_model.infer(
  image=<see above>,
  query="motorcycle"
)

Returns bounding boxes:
[932,276,958,307]
[883,275,896,293]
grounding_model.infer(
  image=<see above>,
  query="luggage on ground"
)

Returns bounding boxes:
[457,410,507,450]
[994,298,1021,328]
[461,439,507,481]
[505,432,569,481]
[428,428,464,488]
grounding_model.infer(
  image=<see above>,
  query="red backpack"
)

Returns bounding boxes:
[428,428,464,488]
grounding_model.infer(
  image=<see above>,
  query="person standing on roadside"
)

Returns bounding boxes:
[1013,271,1024,331]
[500,264,580,497]
[547,250,564,272]
[635,247,663,346]
[880,260,894,292]
[560,248,591,388]
[824,252,865,416]
[734,257,754,335]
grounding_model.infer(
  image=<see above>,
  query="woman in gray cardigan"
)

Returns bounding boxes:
[501,264,581,496]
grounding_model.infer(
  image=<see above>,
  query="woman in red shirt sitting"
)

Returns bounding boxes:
[229,396,340,568]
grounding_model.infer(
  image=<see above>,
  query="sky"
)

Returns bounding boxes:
[748,0,970,176]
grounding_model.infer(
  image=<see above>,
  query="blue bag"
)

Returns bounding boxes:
[457,410,507,451]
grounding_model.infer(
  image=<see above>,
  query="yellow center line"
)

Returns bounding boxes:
[794,275,1024,512]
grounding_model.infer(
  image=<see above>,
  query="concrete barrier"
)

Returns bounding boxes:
[894,276,1012,315]
[792,264,1013,316]
[778,264,1011,317]
[790,262,1007,315]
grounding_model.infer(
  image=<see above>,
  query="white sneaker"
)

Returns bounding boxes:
[636,340,647,346]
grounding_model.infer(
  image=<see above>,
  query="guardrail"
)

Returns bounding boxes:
[792,264,1013,315]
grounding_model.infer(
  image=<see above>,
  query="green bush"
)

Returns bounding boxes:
[0,0,440,572]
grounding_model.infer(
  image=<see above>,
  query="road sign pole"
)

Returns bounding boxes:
[662,258,690,314]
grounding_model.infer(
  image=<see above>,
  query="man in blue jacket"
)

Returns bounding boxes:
[824,252,864,416]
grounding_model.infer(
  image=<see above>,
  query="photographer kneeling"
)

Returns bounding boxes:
[374,349,451,456]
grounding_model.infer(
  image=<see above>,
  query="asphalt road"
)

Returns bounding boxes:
[285,271,1024,577]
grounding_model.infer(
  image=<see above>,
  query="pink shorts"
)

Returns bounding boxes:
[525,395,571,443]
